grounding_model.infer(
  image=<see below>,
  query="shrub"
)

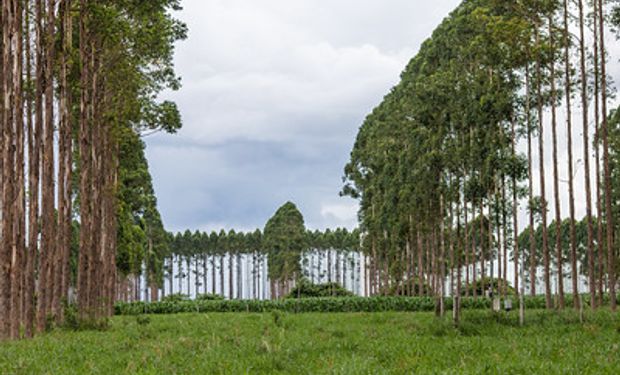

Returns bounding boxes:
[196,293,225,301]
[114,293,620,316]
[286,279,354,298]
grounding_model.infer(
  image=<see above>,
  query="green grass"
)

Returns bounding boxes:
[1,310,619,374]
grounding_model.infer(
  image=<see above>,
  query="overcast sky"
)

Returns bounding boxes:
[145,0,620,237]
[145,0,462,233]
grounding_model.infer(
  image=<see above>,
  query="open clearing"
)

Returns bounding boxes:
[1,310,619,374]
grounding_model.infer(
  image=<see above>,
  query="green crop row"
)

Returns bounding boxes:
[114,293,619,315]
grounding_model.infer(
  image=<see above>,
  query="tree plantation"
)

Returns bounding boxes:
[343,0,620,323]
[2,0,620,373]
[142,203,363,302]
[0,0,185,339]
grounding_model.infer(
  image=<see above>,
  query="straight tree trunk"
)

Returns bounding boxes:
[563,0,580,309]
[592,0,605,308]
[11,0,25,338]
[598,0,616,311]
[526,63,537,296]
[501,175,508,298]
[578,0,596,309]
[219,255,224,296]
[464,200,470,297]
[535,27,552,309]
[24,1,38,337]
[56,0,73,323]
[211,255,216,295]
[38,0,57,330]
[228,253,233,299]
[512,120,520,296]
[549,16,564,308]
[78,0,94,321]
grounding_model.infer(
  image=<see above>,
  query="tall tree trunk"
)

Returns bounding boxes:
[464,200,470,297]
[479,200,486,296]
[592,0,605,308]
[512,120,520,296]
[535,27,552,309]
[56,0,73,323]
[471,203,478,299]
[0,0,7,341]
[578,0,596,309]
[219,255,224,296]
[237,253,242,299]
[203,253,208,295]
[38,0,57,330]
[598,0,616,311]
[439,194,446,317]
[1,0,20,339]
[454,190,462,326]
[549,15,564,309]
[78,0,94,320]
[24,1,38,337]
[228,253,233,299]
[211,255,216,295]
[501,174,508,298]
[11,0,25,338]
[526,63,536,297]
[563,0,580,309]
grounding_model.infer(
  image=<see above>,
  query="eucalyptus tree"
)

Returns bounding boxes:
[548,5,565,308]
[209,231,219,295]
[562,0,580,309]
[0,0,185,337]
[264,202,307,298]
[218,229,227,296]
[577,0,597,309]
[598,0,616,312]
[592,0,604,308]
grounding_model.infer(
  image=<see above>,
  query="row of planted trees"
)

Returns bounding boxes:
[140,210,363,301]
[343,0,619,322]
[0,0,184,340]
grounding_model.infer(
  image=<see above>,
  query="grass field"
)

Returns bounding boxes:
[1,310,619,374]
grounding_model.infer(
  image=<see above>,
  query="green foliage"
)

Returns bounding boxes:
[613,5,620,31]
[117,129,170,288]
[114,294,620,315]
[195,293,225,301]
[285,279,354,298]
[1,311,620,373]
[341,0,555,291]
[263,202,307,283]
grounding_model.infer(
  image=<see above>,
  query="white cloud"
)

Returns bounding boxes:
[320,202,359,227]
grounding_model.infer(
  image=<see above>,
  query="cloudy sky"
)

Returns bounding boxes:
[145,0,462,233]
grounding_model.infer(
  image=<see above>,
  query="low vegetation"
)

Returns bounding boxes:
[114,294,618,315]
[1,310,618,374]
[285,279,354,298]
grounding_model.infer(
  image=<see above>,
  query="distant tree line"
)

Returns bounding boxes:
[138,202,364,301]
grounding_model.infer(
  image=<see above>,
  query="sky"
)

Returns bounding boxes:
[145,0,462,233]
